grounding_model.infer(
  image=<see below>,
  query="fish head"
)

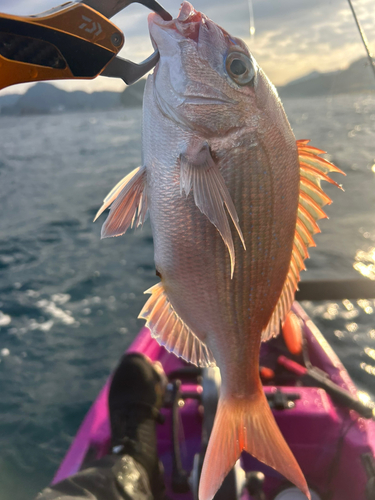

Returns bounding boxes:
[148,1,277,136]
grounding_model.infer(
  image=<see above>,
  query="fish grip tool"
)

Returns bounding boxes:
[0,0,171,91]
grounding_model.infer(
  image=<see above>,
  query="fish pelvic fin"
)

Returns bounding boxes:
[94,166,148,238]
[139,282,216,368]
[180,140,245,278]
[262,139,344,342]
[199,389,311,500]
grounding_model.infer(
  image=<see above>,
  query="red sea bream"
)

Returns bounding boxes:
[95,3,344,499]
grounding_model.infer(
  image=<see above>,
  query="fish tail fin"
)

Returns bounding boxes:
[199,390,310,500]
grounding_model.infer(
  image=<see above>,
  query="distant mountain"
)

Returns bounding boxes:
[1,57,374,114]
[278,57,375,98]
[120,79,146,107]
[0,93,20,110]
[283,70,324,86]
[0,79,147,116]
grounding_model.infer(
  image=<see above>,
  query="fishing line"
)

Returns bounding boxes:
[347,0,375,83]
[247,0,255,40]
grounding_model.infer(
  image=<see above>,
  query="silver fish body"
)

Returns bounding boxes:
[97,3,343,499]
[143,5,299,396]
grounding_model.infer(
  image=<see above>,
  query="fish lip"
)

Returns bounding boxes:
[177,1,201,23]
[150,1,200,28]
[148,11,176,31]
[149,13,189,46]
[149,1,203,45]
[150,32,157,52]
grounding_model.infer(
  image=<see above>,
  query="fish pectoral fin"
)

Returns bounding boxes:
[179,140,245,278]
[94,166,148,239]
[138,282,216,368]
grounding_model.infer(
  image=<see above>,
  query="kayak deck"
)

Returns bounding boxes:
[53,302,375,500]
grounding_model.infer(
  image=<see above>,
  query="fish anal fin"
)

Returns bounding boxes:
[199,390,310,500]
[139,282,216,368]
[97,166,148,239]
[262,140,344,342]
[180,139,245,278]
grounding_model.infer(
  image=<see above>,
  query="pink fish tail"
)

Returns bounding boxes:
[198,390,310,500]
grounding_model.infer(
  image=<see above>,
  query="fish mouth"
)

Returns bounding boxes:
[149,1,204,48]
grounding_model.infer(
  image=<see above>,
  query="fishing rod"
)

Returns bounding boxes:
[295,278,375,301]
[347,0,375,82]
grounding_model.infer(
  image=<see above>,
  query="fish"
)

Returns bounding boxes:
[94,2,344,499]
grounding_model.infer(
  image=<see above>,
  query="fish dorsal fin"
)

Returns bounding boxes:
[180,140,245,278]
[94,166,148,238]
[139,282,216,368]
[262,140,344,341]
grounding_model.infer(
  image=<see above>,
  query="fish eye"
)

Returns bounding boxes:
[226,52,255,86]
[230,59,246,75]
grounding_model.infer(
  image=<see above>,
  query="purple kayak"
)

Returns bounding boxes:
[52,302,375,500]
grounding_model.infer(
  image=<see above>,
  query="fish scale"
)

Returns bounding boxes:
[149,121,288,368]
[144,86,222,338]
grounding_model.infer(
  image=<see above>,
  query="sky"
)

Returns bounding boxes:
[0,0,374,95]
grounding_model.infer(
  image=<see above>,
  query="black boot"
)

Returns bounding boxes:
[109,353,167,500]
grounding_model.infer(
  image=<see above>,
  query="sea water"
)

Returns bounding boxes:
[0,94,375,499]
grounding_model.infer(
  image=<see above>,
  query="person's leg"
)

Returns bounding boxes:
[35,354,167,500]
[35,454,154,500]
